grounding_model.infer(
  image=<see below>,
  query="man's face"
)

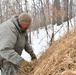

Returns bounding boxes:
[19,22,30,30]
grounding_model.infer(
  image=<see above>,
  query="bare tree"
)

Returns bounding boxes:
[69,0,73,19]
[54,0,62,25]
[62,0,68,22]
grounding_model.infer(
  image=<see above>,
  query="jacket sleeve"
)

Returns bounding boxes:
[24,32,33,54]
[0,27,25,65]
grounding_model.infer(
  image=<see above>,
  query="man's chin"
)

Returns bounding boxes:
[21,29,27,33]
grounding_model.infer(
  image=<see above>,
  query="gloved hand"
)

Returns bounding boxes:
[30,52,37,61]
[19,60,33,72]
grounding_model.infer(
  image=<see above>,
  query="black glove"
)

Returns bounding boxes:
[30,52,37,61]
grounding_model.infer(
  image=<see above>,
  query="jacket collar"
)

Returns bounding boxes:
[11,16,22,33]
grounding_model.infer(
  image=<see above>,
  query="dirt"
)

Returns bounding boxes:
[29,30,76,75]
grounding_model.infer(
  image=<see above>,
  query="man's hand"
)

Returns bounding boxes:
[30,52,37,61]
[19,61,33,73]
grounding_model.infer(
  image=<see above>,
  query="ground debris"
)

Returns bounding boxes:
[31,30,76,75]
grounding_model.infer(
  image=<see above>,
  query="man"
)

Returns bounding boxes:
[0,12,37,75]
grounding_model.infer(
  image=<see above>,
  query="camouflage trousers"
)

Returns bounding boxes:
[1,64,30,75]
[1,64,19,75]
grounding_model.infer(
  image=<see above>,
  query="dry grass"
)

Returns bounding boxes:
[24,30,76,75]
